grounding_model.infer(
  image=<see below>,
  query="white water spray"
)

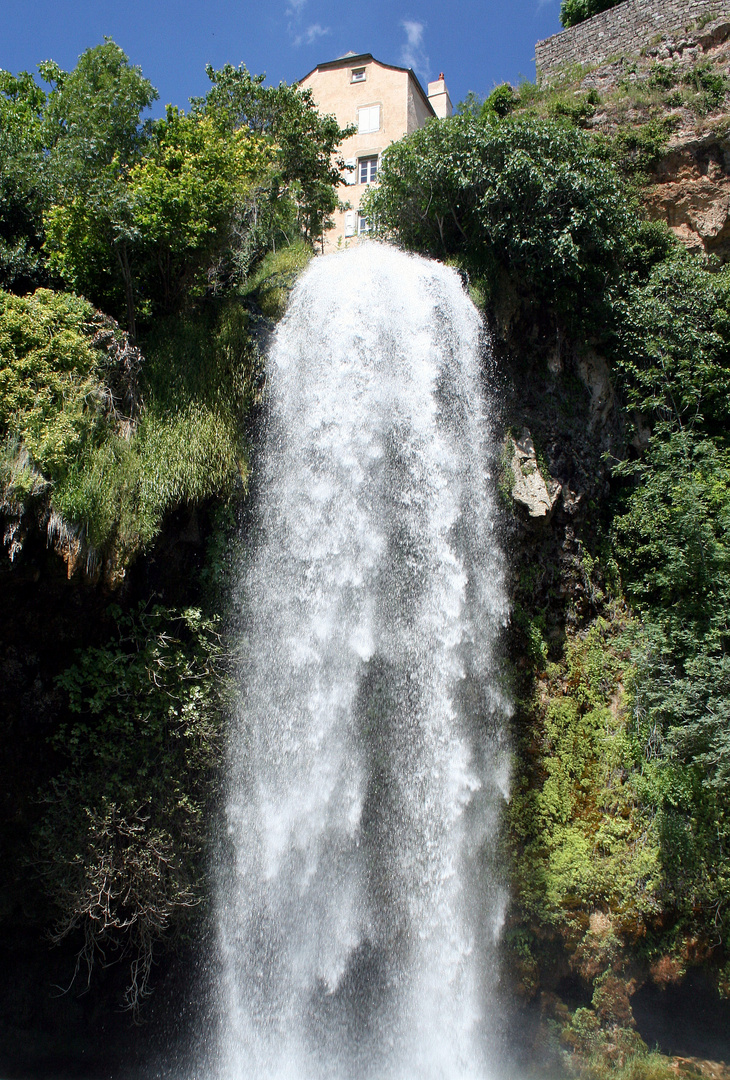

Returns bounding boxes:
[215,244,510,1080]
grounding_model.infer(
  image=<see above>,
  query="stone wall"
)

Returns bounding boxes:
[536,0,728,81]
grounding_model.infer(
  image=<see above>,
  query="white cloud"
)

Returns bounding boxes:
[400,20,430,80]
[286,0,330,48]
[293,22,331,46]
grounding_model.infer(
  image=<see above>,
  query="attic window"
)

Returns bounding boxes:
[351,67,366,83]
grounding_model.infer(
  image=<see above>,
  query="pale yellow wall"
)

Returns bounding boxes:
[408,79,434,132]
[300,58,434,250]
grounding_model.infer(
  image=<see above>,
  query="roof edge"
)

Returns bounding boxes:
[299,53,436,117]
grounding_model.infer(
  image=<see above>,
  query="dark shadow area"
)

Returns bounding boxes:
[633,972,730,1061]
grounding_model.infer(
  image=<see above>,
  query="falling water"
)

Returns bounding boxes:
[215,243,510,1080]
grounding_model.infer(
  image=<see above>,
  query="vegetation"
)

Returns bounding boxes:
[367,70,730,1074]
[0,286,258,573]
[37,603,227,1012]
[363,113,636,332]
[0,41,349,576]
[0,38,349,1022]
[3,23,730,1074]
[560,0,622,29]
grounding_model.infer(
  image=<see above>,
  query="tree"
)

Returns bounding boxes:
[0,69,47,291]
[364,112,634,329]
[41,40,158,338]
[193,63,355,242]
[40,39,157,190]
[127,108,276,312]
[612,254,730,439]
[38,604,225,1012]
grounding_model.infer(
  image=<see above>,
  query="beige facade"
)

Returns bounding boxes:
[300,53,452,249]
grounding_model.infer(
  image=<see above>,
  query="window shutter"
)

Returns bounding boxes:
[344,211,356,237]
[344,158,357,185]
[358,105,381,135]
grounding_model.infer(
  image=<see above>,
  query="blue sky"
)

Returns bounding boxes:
[3,0,563,117]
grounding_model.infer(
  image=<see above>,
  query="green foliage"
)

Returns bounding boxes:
[681,61,730,113]
[192,63,356,242]
[548,89,600,127]
[481,84,517,119]
[610,119,672,180]
[40,39,157,186]
[0,287,257,569]
[647,64,677,92]
[240,238,314,318]
[612,255,730,437]
[364,113,634,331]
[0,69,48,291]
[510,619,662,930]
[560,0,621,28]
[128,108,276,312]
[2,43,350,331]
[0,289,108,481]
[37,603,226,1010]
[610,430,730,942]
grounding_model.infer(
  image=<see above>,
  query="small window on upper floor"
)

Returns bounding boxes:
[357,104,380,135]
[351,67,366,83]
[359,156,378,185]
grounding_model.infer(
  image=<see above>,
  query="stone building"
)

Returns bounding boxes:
[300,52,452,248]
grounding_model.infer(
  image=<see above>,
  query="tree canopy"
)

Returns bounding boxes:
[363,112,635,330]
[0,43,352,336]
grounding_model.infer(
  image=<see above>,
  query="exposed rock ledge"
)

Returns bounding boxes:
[509,430,562,524]
[645,129,730,260]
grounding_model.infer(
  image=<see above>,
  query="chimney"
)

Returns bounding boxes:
[427,72,452,118]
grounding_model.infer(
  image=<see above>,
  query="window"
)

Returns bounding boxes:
[359,156,378,184]
[344,211,356,238]
[357,105,380,135]
[351,67,366,83]
[358,215,370,235]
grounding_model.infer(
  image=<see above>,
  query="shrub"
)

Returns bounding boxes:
[482,83,517,119]
[560,0,622,29]
[1,287,258,571]
[36,604,227,1011]
[364,113,635,331]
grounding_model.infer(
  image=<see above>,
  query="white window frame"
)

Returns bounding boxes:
[351,67,366,83]
[357,214,370,235]
[357,104,380,135]
[344,210,357,238]
[359,156,378,185]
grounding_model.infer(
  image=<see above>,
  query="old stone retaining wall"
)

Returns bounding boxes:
[536,0,728,80]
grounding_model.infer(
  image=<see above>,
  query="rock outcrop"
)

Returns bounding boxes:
[509,429,562,523]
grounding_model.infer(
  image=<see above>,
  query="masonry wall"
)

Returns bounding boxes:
[536,0,728,80]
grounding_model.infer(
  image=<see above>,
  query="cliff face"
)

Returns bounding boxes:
[645,127,730,259]
[548,15,730,260]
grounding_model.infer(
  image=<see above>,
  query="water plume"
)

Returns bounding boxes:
[215,243,510,1080]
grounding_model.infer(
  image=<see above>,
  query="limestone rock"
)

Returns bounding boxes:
[577,349,615,433]
[509,430,561,524]
[643,130,730,261]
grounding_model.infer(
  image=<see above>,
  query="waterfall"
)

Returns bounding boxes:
[214,243,510,1080]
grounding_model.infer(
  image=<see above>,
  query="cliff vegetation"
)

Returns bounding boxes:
[366,37,730,1080]
[0,39,349,1068]
[3,24,730,1080]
